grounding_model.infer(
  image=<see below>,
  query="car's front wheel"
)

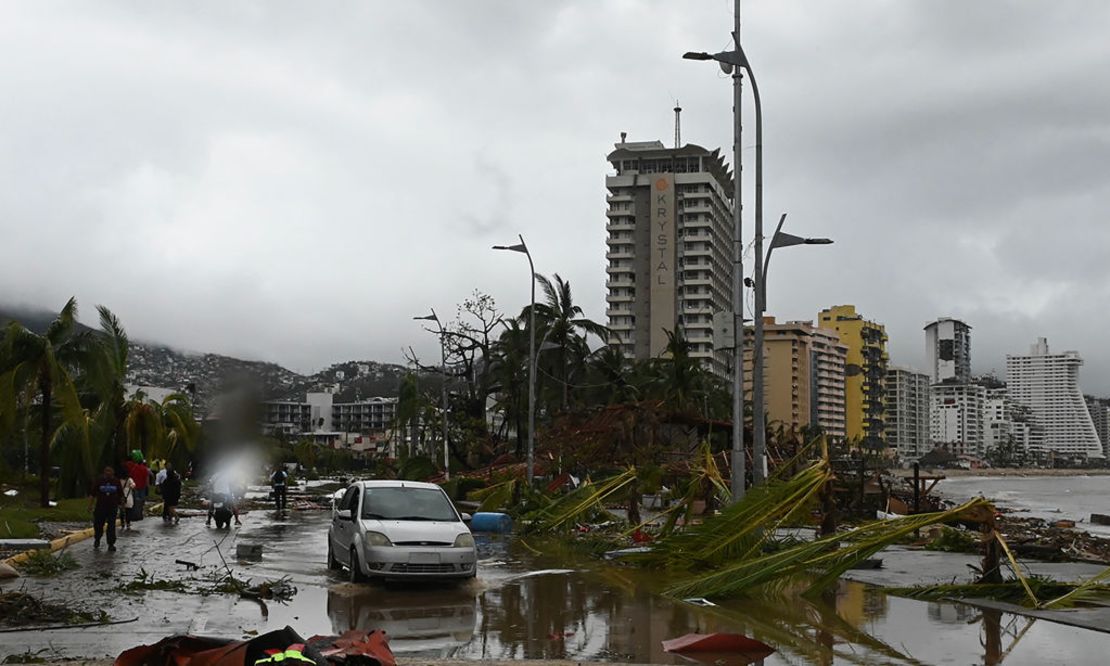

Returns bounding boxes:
[348,547,369,583]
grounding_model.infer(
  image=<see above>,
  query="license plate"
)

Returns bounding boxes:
[408,552,440,564]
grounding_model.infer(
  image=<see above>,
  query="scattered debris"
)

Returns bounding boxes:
[682,597,718,607]
[15,549,79,577]
[924,526,979,553]
[236,543,264,560]
[174,559,199,571]
[1091,513,1110,526]
[0,592,108,628]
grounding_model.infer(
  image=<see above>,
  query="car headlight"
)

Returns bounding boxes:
[364,531,393,547]
[453,532,475,548]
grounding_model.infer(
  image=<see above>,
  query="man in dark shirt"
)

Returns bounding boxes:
[88,466,124,551]
[270,465,289,512]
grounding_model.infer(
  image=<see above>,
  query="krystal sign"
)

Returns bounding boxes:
[649,174,676,356]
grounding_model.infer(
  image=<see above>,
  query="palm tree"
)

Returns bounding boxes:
[489,318,530,456]
[120,390,199,467]
[646,328,707,413]
[0,298,88,506]
[527,274,609,410]
[85,306,130,463]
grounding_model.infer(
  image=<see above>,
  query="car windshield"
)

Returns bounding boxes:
[361,487,459,522]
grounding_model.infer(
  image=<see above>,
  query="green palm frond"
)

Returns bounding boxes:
[640,459,831,570]
[665,497,991,599]
[524,468,637,533]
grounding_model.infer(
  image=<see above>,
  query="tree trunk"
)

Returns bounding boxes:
[39,374,52,508]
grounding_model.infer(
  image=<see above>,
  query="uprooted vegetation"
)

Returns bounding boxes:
[14,549,79,577]
[464,437,1110,606]
[0,592,109,627]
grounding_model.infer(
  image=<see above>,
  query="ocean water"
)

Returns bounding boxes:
[939,474,1110,536]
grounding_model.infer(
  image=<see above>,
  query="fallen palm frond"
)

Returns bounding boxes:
[886,577,1083,605]
[665,497,992,599]
[637,459,832,570]
[523,468,636,534]
[468,477,519,512]
[1041,562,1110,608]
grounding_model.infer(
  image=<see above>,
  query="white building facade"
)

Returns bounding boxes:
[605,139,734,377]
[930,383,987,457]
[1006,338,1102,459]
[884,366,931,461]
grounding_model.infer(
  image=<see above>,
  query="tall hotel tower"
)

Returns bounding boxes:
[604,135,734,377]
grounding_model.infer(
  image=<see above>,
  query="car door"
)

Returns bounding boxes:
[332,485,358,564]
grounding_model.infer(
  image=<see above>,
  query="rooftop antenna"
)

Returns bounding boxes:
[674,101,682,148]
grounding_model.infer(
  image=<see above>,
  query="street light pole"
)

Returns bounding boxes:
[747,42,767,486]
[754,213,833,469]
[683,0,747,501]
[413,310,450,480]
[492,235,536,485]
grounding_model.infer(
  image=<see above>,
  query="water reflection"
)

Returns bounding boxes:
[318,535,1110,665]
[327,584,477,653]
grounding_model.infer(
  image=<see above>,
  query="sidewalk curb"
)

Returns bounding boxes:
[1,502,164,571]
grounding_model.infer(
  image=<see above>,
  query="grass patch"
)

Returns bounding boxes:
[15,549,79,577]
[0,497,91,539]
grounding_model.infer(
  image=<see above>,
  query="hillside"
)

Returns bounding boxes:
[1,304,420,413]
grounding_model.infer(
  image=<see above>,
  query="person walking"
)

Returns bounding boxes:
[206,470,232,526]
[161,462,182,525]
[124,451,152,522]
[119,468,136,532]
[270,464,289,513]
[88,466,124,551]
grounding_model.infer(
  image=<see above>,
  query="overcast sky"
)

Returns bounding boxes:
[2,1,1109,391]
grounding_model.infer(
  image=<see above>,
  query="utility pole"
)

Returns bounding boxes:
[730,0,747,501]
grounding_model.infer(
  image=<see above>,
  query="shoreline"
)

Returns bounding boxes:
[925,468,1110,478]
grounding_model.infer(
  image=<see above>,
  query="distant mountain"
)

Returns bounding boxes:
[1,304,421,414]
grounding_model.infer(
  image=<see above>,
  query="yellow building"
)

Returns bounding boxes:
[744,317,848,438]
[817,305,889,447]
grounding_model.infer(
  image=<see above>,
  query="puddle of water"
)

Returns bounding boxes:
[7,510,1110,664]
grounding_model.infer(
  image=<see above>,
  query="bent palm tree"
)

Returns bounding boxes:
[527,274,609,409]
[0,298,89,506]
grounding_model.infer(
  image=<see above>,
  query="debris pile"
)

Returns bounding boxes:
[997,514,1110,563]
[0,592,107,627]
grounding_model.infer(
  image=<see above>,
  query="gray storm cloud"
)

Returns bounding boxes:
[1,1,1108,390]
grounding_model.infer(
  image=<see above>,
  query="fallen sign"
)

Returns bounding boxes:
[662,632,775,664]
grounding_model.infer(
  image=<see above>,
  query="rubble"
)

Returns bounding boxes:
[997,514,1110,563]
[0,592,108,628]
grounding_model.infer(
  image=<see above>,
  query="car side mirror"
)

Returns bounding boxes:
[460,513,472,522]
[336,509,352,521]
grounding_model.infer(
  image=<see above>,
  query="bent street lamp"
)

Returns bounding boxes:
[492,235,537,484]
[414,310,450,481]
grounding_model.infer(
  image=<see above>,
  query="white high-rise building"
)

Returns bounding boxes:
[930,383,987,457]
[1085,396,1110,458]
[1006,338,1102,459]
[605,138,734,377]
[924,318,972,384]
[884,366,931,461]
[984,388,1035,458]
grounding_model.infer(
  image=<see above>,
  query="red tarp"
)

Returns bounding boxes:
[115,626,395,666]
[662,632,775,665]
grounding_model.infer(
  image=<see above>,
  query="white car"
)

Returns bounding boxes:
[327,480,477,582]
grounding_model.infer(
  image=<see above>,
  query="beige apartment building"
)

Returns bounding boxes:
[605,138,734,377]
[744,317,848,439]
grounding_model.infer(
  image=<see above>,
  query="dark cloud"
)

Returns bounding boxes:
[1,1,1108,392]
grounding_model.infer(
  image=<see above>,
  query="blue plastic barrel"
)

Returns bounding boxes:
[469,512,514,534]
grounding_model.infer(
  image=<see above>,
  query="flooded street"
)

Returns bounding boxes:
[5,509,1110,664]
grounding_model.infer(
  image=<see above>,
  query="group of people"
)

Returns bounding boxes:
[87,452,183,551]
[87,458,297,549]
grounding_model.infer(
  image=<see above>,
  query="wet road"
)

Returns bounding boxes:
[5,510,1110,664]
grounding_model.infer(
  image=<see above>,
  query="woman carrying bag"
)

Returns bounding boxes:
[119,469,136,531]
